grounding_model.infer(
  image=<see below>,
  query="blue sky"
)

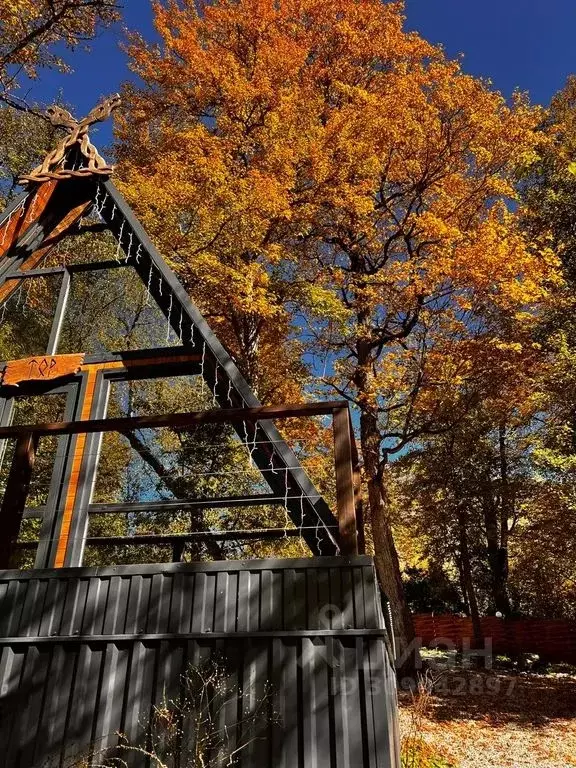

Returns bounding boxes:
[23,0,576,145]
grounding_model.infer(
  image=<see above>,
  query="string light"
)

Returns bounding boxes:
[145,263,153,305]
[212,362,219,406]
[115,220,125,262]
[1,215,9,245]
[93,184,101,214]
[283,468,289,517]
[29,191,39,220]
[200,341,206,394]
[166,292,173,343]
[126,232,134,263]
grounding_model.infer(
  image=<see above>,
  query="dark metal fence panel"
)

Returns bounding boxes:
[0,557,400,768]
[0,557,382,637]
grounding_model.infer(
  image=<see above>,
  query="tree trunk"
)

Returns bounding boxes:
[457,506,483,649]
[359,409,420,679]
[497,423,512,612]
[455,555,470,615]
[483,487,511,616]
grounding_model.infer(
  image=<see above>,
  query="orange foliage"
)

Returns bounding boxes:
[112,0,561,650]
[117,0,554,424]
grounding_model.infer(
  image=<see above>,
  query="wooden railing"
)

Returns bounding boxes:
[0,401,364,567]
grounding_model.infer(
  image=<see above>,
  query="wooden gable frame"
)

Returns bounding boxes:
[0,175,342,558]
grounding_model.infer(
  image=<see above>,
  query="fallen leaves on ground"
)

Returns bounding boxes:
[399,667,576,768]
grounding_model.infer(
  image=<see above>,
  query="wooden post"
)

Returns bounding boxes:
[333,407,358,555]
[0,432,38,568]
[348,408,365,555]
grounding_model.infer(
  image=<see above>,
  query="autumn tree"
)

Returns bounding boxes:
[0,0,119,112]
[394,355,576,623]
[0,0,120,204]
[516,76,576,618]
[116,0,558,671]
[396,390,537,621]
[521,77,576,444]
[0,105,59,203]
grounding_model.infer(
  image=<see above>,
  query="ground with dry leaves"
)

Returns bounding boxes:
[398,662,576,768]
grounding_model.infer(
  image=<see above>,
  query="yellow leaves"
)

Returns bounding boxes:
[0,1,119,87]
[304,284,351,325]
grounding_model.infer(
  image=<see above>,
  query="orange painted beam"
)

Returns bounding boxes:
[54,367,98,567]
[0,198,92,304]
[0,181,58,261]
[53,354,199,566]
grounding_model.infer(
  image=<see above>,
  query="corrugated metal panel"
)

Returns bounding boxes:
[0,556,400,768]
[0,557,383,637]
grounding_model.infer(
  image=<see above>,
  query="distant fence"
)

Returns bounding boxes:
[414,614,576,664]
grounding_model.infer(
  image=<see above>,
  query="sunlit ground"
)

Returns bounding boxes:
[399,652,576,768]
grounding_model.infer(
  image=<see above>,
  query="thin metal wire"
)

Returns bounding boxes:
[12,523,335,549]
[87,493,324,509]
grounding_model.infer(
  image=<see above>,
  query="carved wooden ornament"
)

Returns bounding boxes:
[1,354,85,387]
[18,95,121,185]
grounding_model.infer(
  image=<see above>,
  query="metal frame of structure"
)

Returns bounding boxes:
[0,176,364,567]
[0,107,400,768]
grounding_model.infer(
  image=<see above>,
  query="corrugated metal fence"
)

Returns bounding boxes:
[0,556,400,767]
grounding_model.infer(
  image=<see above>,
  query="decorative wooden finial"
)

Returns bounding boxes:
[19,94,121,185]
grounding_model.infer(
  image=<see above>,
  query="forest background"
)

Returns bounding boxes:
[2,1,576,676]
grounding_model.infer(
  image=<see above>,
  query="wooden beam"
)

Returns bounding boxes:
[0,196,92,304]
[348,408,365,555]
[0,433,38,567]
[54,367,98,567]
[333,406,358,555]
[0,401,348,439]
[0,182,58,261]
[2,353,84,387]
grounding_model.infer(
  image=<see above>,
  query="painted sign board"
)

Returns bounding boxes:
[1,353,84,387]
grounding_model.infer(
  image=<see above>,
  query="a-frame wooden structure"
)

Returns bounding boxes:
[0,96,366,569]
[0,99,398,768]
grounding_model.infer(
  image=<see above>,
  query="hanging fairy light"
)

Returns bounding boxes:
[144,262,154,305]
[115,220,125,262]
[165,292,173,343]
[211,362,219,407]
[125,232,134,263]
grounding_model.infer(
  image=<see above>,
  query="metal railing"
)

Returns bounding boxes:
[0,401,364,567]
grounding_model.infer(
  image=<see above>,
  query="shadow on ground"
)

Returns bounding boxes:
[399,666,576,727]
